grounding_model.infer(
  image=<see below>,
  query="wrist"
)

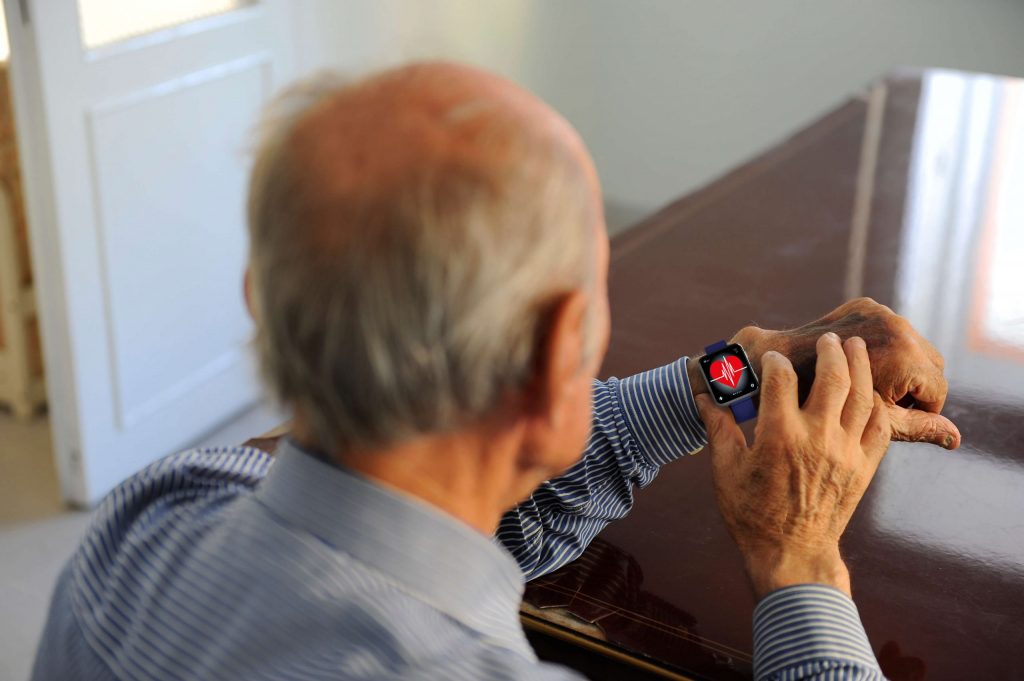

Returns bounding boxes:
[729,326,781,377]
[686,356,708,397]
[743,545,851,600]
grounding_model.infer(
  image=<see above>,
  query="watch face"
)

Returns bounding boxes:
[699,343,759,405]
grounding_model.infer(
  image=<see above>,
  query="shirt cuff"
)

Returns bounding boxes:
[753,585,882,681]
[614,357,707,467]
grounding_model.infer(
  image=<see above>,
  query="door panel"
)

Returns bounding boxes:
[88,58,265,428]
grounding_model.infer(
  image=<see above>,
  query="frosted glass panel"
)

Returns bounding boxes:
[78,0,253,49]
[976,83,1024,351]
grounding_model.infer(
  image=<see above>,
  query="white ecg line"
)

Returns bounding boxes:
[710,358,745,386]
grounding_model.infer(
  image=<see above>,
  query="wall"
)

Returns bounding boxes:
[289,0,1024,231]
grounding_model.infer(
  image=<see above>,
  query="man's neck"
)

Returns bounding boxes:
[291,418,532,536]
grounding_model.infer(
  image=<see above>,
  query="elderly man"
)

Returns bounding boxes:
[33,63,958,680]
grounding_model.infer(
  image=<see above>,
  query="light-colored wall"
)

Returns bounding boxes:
[289,0,1024,231]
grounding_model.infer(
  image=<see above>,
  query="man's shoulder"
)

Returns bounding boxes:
[99,445,271,518]
[77,445,273,567]
[69,446,272,593]
[120,444,275,498]
[38,447,275,677]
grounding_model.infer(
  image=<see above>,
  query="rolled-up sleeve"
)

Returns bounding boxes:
[615,356,707,466]
[498,357,707,579]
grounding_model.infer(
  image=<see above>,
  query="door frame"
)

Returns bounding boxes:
[3,0,84,503]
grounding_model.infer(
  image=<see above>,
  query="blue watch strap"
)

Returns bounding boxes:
[704,339,757,423]
[729,397,758,423]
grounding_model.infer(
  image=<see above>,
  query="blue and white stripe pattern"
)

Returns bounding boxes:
[754,585,884,680]
[498,358,706,579]
[32,357,884,680]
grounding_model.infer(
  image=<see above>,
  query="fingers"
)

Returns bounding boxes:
[756,351,799,424]
[861,391,892,465]
[907,336,948,413]
[803,333,851,419]
[841,337,874,435]
[695,393,746,451]
[907,368,949,414]
[888,405,962,450]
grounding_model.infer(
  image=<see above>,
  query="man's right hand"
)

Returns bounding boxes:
[695,332,891,599]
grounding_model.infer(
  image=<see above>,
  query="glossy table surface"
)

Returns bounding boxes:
[522,69,1024,680]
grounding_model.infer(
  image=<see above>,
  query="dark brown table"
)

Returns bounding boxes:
[522,69,1024,680]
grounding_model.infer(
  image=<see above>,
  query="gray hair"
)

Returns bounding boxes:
[247,70,597,454]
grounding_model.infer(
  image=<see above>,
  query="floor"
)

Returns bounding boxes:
[0,401,288,681]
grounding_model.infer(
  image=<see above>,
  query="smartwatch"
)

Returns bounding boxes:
[698,340,759,423]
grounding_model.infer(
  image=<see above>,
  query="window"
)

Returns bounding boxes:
[77,0,253,49]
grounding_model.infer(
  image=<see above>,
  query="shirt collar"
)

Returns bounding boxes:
[253,438,531,656]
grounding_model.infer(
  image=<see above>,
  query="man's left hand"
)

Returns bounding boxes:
[690,297,961,450]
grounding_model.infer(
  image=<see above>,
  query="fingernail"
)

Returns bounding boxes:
[943,434,954,449]
[825,332,840,343]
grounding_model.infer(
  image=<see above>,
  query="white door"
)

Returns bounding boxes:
[5,0,293,505]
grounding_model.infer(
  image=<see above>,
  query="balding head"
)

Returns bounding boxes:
[247,62,603,454]
[292,62,594,203]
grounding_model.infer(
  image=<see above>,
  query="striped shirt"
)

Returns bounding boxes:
[32,358,884,680]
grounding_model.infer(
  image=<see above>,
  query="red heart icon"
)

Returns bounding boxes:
[710,355,745,389]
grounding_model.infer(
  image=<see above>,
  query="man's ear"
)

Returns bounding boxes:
[243,266,258,322]
[529,289,589,423]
